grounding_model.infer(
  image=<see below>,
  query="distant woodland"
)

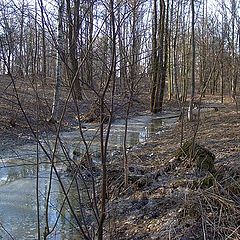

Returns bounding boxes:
[0,0,239,118]
[0,1,239,239]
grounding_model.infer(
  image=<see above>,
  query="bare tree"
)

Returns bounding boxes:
[187,0,196,121]
[150,0,169,113]
[66,0,82,100]
[50,0,65,122]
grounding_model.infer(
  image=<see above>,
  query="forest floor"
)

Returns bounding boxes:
[0,74,149,149]
[0,75,240,239]
[110,100,240,239]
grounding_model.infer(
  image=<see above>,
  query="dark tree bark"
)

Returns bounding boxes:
[150,0,169,113]
[39,0,47,80]
[188,0,196,121]
[66,0,82,100]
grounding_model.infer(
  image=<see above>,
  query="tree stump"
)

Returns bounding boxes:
[173,139,215,173]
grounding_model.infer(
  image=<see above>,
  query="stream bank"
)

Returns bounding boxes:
[0,110,179,239]
[0,99,239,239]
[110,102,240,239]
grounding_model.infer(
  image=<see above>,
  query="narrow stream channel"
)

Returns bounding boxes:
[0,113,178,240]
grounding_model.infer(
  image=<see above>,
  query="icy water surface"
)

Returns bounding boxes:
[0,113,178,239]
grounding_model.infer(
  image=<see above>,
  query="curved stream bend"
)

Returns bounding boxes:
[0,113,178,240]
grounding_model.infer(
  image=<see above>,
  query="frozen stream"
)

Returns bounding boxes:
[0,112,178,240]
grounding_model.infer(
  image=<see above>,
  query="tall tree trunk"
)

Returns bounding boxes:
[150,0,158,112]
[50,0,64,122]
[66,0,82,100]
[151,0,169,113]
[188,0,196,121]
[86,1,94,88]
[230,0,237,101]
[172,0,180,101]
[98,1,116,238]
[39,0,47,80]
